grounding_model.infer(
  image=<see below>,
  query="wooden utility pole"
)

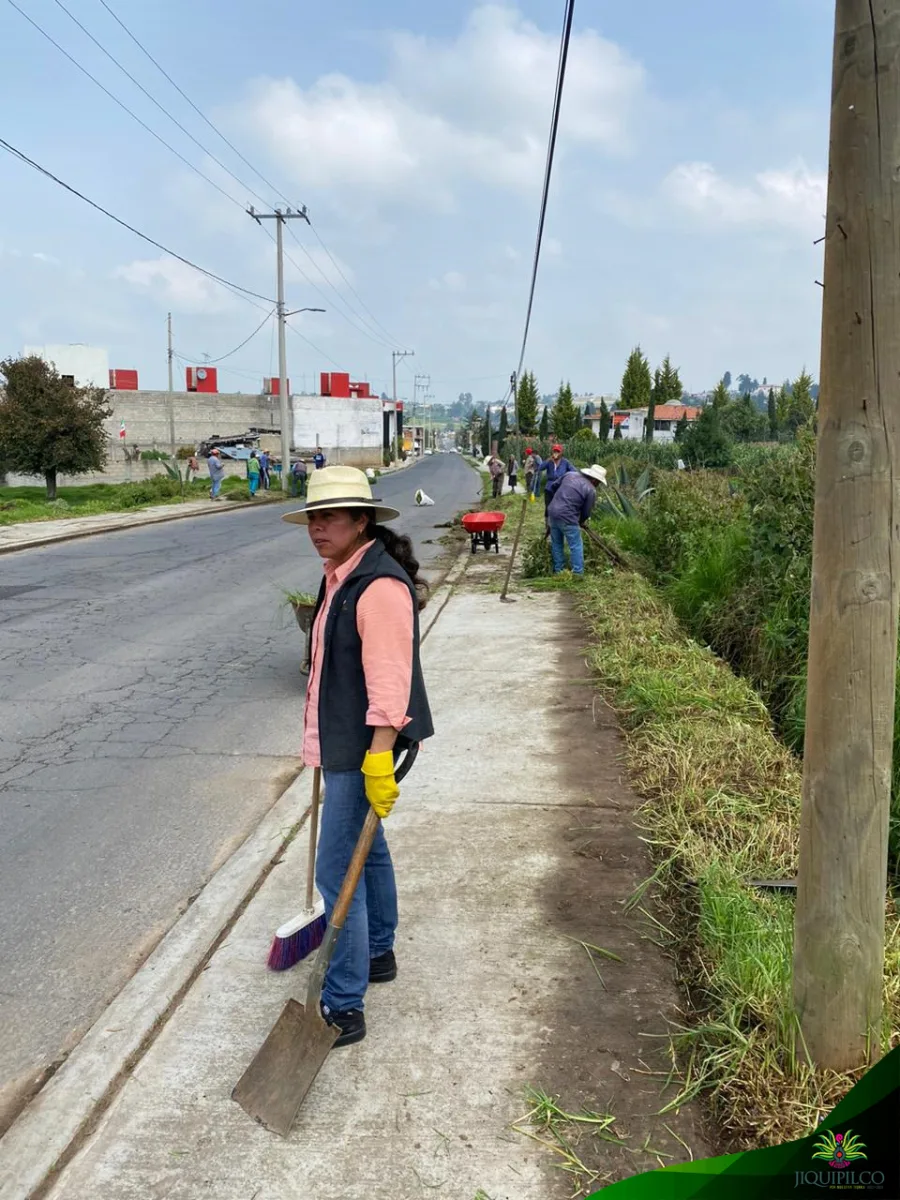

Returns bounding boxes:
[792,0,900,1071]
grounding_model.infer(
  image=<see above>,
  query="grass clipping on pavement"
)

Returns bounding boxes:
[572,566,900,1151]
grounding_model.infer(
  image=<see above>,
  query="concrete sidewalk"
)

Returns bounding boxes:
[9,557,708,1199]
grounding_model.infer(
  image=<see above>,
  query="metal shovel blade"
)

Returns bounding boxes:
[231,998,338,1136]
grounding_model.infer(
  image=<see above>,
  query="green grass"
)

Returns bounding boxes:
[572,568,900,1150]
[0,475,254,525]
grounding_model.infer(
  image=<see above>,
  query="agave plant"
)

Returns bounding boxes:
[596,464,654,520]
[163,459,194,501]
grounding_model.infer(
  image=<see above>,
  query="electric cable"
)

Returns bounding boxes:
[189,310,275,365]
[50,0,275,210]
[5,0,246,213]
[0,136,275,305]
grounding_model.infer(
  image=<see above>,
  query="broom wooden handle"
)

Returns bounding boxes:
[330,808,381,932]
[305,768,322,911]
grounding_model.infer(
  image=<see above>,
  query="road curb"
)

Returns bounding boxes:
[0,770,315,1200]
[0,497,289,557]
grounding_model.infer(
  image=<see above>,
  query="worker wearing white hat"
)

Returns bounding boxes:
[282,466,434,1046]
[545,463,608,576]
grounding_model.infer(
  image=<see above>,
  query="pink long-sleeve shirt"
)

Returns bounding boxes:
[301,540,414,768]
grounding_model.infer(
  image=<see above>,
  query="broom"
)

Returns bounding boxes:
[267,767,326,970]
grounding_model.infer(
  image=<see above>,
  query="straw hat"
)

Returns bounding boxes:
[281,465,400,526]
[581,464,608,486]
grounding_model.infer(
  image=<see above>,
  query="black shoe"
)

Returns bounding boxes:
[369,950,397,984]
[319,1002,366,1047]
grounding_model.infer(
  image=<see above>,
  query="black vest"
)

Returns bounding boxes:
[311,541,434,771]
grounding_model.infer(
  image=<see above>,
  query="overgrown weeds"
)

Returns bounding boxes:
[574,569,900,1149]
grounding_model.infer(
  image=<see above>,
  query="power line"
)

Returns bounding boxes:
[283,225,396,350]
[309,223,403,346]
[188,310,275,365]
[49,0,274,210]
[94,0,301,210]
[285,319,344,370]
[515,0,575,380]
[5,0,246,213]
[0,136,275,304]
[91,0,402,352]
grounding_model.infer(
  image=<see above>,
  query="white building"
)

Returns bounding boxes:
[588,404,702,444]
[22,343,109,388]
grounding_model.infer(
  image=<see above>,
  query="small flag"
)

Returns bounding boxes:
[118,420,126,440]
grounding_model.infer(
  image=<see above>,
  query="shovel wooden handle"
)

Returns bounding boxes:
[305,768,322,911]
[330,808,380,932]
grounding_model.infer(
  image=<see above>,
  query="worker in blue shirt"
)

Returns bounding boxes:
[538,444,577,529]
[313,446,326,471]
[546,465,607,575]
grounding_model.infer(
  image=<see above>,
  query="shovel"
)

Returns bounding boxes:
[232,742,419,1136]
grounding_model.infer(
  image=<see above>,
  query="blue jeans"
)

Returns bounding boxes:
[210,476,222,498]
[317,768,398,1011]
[248,473,260,495]
[549,521,584,574]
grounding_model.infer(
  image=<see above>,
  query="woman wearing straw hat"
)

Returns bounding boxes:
[283,466,434,1046]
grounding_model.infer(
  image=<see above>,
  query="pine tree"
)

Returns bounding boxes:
[711,377,730,409]
[620,346,652,411]
[767,387,778,440]
[674,413,689,441]
[658,354,683,403]
[645,368,661,442]
[551,381,580,441]
[539,406,550,440]
[613,421,623,440]
[787,369,816,433]
[515,370,540,435]
[498,404,509,451]
[480,406,491,457]
[598,397,611,441]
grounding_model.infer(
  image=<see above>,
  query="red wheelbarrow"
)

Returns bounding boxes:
[462,511,506,554]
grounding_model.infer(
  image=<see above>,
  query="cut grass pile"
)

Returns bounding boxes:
[0,475,255,525]
[573,567,900,1150]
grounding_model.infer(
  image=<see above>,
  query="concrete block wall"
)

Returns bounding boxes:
[292,394,383,469]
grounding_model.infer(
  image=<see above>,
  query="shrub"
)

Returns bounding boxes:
[140,449,171,461]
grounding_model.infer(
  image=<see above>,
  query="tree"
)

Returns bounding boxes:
[737,373,759,395]
[515,370,540,435]
[620,345,652,411]
[674,413,690,441]
[498,404,509,452]
[721,392,768,443]
[787,368,816,434]
[552,380,580,441]
[645,368,661,442]
[680,406,733,468]
[0,355,112,499]
[658,354,683,403]
[613,420,623,440]
[710,377,730,409]
[723,371,732,390]
[767,387,778,440]
[598,397,611,441]
[539,405,550,440]
[480,406,491,457]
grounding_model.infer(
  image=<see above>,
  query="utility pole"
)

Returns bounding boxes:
[425,391,435,450]
[248,205,310,492]
[792,0,900,1072]
[167,312,176,456]
[392,350,414,462]
[414,374,430,456]
[510,371,518,440]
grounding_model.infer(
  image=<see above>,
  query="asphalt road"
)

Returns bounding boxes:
[0,454,481,1122]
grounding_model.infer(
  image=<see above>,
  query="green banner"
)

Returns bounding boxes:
[589,1046,898,1199]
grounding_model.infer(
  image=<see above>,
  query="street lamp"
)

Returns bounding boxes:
[286,307,326,316]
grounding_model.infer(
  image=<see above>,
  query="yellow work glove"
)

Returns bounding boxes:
[361,750,400,819]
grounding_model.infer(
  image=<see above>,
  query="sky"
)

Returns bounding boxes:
[0,0,832,406]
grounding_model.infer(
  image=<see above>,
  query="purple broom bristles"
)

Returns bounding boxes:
[267,901,327,971]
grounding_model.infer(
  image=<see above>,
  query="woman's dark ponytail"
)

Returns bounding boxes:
[369,521,429,610]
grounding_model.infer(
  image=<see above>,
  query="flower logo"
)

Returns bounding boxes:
[811,1129,867,1171]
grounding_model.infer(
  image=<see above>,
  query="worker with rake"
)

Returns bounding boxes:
[283,466,434,1046]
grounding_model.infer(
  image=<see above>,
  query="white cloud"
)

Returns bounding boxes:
[239,5,644,210]
[113,258,238,314]
[663,160,826,230]
[428,270,467,292]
